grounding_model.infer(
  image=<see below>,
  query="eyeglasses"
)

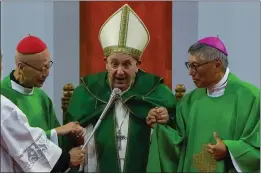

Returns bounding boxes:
[21,61,53,72]
[185,61,210,72]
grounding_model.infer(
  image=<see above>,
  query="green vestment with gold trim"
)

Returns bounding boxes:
[62,70,177,172]
[1,75,61,142]
[147,73,260,172]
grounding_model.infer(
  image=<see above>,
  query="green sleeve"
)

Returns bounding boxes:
[65,84,97,124]
[147,99,186,172]
[223,96,260,173]
[61,84,97,153]
[45,130,51,139]
[45,96,62,146]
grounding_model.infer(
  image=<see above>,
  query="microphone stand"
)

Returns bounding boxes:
[64,91,120,173]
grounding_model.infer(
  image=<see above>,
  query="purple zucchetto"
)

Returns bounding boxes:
[198,36,228,56]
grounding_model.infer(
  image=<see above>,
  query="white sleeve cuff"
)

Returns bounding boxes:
[229,151,242,172]
[50,129,59,146]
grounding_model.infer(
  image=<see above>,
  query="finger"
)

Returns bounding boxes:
[78,127,85,136]
[213,132,222,143]
[79,131,85,137]
[156,107,166,113]
[147,119,156,125]
[150,111,158,117]
[156,113,168,120]
[207,144,215,150]
[74,127,84,134]
[149,118,157,124]
[149,108,157,113]
[157,119,168,124]
[207,148,214,154]
[146,115,156,121]
[155,114,162,120]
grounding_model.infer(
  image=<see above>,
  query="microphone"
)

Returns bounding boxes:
[65,88,122,173]
[81,88,121,149]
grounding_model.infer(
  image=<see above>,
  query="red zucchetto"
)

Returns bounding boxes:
[17,35,47,54]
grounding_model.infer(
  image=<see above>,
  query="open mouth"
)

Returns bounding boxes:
[115,77,126,84]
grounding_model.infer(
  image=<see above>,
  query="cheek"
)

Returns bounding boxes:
[107,68,116,78]
[196,70,209,82]
[127,69,137,79]
[27,71,40,81]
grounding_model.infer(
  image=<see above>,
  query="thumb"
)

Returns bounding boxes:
[213,132,222,143]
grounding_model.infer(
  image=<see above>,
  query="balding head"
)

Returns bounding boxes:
[14,35,52,88]
[15,49,50,67]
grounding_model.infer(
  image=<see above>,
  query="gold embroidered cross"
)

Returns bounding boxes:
[192,144,217,172]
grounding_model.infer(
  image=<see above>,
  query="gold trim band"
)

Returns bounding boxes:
[103,46,142,60]
[118,6,130,46]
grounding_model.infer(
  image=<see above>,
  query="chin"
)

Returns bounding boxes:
[35,83,44,88]
[194,81,202,88]
[114,85,128,91]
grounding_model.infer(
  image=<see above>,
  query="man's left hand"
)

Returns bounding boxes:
[207,132,228,160]
[155,107,169,124]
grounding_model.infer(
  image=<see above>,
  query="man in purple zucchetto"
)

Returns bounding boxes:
[147,36,260,172]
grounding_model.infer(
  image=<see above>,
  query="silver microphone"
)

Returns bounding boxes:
[65,88,122,173]
[81,88,121,148]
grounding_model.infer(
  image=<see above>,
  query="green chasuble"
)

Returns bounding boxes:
[63,70,177,172]
[147,72,260,173]
[1,74,61,144]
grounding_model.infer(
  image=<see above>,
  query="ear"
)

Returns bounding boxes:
[215,59,222,68]
[135,60,141,73]
[17,62,25,70]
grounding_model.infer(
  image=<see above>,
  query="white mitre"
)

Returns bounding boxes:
[99,4,150,60]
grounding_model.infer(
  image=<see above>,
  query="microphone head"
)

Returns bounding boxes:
[112,88,122,96]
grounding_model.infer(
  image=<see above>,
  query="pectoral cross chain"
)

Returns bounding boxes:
[116,130,126,150]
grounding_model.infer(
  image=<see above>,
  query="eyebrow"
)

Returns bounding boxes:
[123,60,131,63]
[189,61,201,65]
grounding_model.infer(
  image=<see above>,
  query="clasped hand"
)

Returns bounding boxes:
[69,147,86,167]
[55,121,85,137]
[146,107,169,128]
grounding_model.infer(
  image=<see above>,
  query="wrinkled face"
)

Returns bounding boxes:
[18,50,52,88]
[106,53,139,91]
[187,54,222,88]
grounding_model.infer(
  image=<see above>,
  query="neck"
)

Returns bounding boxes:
[207,71,225,90]
[13,69,32,88]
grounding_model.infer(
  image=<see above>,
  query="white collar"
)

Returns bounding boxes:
[11,80,34,95]
[207,68,230,97]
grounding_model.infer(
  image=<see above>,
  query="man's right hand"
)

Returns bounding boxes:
[146,108,158,128]
[69,147,86,167]
[55,122,85,136]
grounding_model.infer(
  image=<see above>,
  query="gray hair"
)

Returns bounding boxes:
[188,43,228,71]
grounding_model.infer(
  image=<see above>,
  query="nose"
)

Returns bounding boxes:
[41,69,50,78]
[116,66,124,75]
[188,68,195,76]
